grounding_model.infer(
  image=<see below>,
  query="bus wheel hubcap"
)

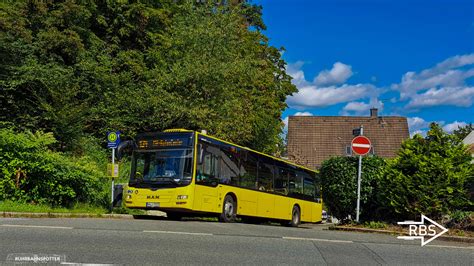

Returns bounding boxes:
[293,212,298,223]
[225,202,233,217]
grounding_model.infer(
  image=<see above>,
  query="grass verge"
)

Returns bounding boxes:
[0,200,144,216]
[334,221,473,238]
[0,200,107,214]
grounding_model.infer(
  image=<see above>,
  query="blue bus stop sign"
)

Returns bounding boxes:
[107,131,121,149]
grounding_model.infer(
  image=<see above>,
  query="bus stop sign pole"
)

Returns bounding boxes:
[111,148,115,212]
[107,131,120,212]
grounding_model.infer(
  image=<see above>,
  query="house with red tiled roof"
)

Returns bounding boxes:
[287,108,409,169]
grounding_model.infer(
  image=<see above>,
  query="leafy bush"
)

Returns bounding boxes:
[380,123,473,221]
[444,211,473,231]
[320,156,386,223]
[363,221,388,229]
[0,128,108,207]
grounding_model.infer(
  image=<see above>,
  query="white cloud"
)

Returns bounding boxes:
[294,111,313,116]
[392,53,474,109]
[411,129,427,137]
[286,61,307,87]
[407,117,431,137]
[406,117,469,136]
[340,98,384,116]
[286,62,378,109]
[314,62,353,86]
[406,86,474,109]
[287,83,377,109]
[408,117,430,130]
[443,121,467,133]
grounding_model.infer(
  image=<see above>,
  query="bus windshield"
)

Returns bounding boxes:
[130,148,193,187]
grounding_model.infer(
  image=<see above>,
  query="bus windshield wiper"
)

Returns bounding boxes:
[148,176,180,185]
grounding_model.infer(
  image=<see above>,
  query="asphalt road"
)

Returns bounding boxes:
[0,217,472,265]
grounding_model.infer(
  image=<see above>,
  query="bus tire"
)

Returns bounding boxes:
[219,195,236,223]
[290,205,301,227]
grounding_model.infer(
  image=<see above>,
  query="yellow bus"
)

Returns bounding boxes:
[123,129,322,226]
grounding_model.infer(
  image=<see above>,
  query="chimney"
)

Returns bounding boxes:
[370,108,378,118]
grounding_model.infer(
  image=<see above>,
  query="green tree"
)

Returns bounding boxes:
[319,156,386,223]
[0,1,294,154]
[381,123,473,220]
[453,123,473,141]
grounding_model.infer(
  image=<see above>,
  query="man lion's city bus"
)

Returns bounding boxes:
[122,129,322,226]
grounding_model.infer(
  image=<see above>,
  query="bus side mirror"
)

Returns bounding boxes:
[117,140,136,160]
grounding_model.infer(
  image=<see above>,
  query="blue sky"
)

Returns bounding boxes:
[256,0,474,135]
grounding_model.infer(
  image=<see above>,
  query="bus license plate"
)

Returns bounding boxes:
[146,202,160,208]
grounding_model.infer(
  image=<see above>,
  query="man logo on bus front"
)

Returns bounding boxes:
[397,215,448,246]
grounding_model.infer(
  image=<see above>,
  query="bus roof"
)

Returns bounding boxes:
[135,129,317,173]
[195,131,316,173]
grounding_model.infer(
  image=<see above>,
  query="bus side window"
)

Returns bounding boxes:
[220,147,240,186]
[257,156,273,192]
[275,166,289,195]
[314,172,322,202]
[290,171,304,196]
[240,150,258,189]
[197,143,219,186]
[303,177,315,199]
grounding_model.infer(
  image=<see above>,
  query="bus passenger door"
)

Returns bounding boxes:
[256,158,275,218]
[194,144,219,213]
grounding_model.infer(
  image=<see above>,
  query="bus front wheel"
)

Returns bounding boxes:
[219,195,236,222]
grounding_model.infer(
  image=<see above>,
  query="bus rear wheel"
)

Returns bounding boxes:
[290,205,301,227]
[219,195,236,223]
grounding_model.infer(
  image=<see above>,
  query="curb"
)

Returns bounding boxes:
[1,211,134,219]
[329,226,474,244]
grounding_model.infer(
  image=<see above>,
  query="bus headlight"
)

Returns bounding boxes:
[177,195,188,200]
[126,195,132,200]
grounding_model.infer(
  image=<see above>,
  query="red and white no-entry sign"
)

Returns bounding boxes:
[351,136,371,155]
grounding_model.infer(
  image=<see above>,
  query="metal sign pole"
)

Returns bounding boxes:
[356,155,362,222]
[111,148,115,212]
[356,126,363,222]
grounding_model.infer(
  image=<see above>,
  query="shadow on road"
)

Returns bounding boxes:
[132,214,328,230]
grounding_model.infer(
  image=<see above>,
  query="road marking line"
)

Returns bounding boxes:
[1,224,73,229]
[143,230,213,236]
[282,236,353,243]
[61,263,114,265]
[427,244,474,250]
